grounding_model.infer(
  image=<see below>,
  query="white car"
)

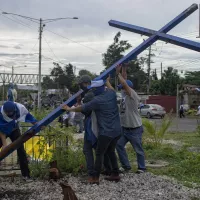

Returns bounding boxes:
[139,104,166,119]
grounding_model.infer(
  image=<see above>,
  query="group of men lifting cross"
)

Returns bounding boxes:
[0,65,146,184]
[62,65,146,184]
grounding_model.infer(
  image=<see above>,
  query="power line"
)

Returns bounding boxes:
[1,10,102,54]
[45,29,102,54]
[43,35,64,64]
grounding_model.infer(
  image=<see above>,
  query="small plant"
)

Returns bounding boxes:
[29,160,49,179]
[29,124,86,178]
[143,113,172,147]
[31,108,51,121]
[186,109,197,116]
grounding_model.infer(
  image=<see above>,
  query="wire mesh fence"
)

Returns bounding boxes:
[0,125,56,171]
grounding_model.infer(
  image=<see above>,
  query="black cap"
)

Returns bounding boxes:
[78,75,91,84]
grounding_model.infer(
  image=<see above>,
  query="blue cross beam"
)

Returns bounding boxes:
[96,3,198,80]
[109,18,200,52]
[0,4,198,161]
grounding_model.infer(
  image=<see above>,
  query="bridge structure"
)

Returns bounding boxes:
[0,73,51,84]
[0,3,200,161]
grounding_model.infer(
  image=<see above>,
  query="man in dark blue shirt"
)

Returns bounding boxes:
[62,80,121,184]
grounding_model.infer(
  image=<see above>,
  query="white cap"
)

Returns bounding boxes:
[87,80,104,89]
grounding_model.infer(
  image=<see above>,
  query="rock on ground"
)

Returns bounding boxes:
[0,173,200,200]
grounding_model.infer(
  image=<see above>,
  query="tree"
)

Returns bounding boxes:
[42,76,57,89]
[102,32,149,92]
[43,62,78,93]
[184,71,200,86]
[102,32,132,69]
[78,69,96,80]
[150,67,182,95]
[126,60,147,92]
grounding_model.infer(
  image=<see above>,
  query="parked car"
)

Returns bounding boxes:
[139,104,166,119]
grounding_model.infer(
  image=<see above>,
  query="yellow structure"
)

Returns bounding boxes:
[25,136,54,160]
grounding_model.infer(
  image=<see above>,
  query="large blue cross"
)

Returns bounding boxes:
[0,3,199,161]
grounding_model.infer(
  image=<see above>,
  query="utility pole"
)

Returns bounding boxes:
[147,45,151,94]
[38,18,43,109]
[2,12,78,109]
[74,66,76,75]
[161,62,163,79]
[197,3,200,38]
[176,84,179,117]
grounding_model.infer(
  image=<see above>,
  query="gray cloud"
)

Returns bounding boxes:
[0,0,198,76]
[0,45,9,48]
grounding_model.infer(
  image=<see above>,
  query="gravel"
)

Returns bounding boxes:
[0,172,200,200]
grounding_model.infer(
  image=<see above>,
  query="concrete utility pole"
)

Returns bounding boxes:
[161,62,163,79]
[2,12,78,109]
[147,45,151,94]
[38,18,43,109]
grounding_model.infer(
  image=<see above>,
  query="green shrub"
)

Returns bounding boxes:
[30,108,51,121]
[142,113,172,147]
[186,109,197,116]
[29,125,86,178]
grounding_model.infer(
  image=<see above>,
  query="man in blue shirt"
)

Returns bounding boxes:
[0,101,38,180]
[62,80,121,184]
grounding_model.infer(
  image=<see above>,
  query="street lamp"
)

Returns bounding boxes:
[2,11,78,109]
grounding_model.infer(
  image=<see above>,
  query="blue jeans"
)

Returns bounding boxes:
[116,126,146,170]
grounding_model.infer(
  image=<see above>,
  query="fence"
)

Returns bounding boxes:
[0,126,57,171]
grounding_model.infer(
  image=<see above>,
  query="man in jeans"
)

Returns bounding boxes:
[115,65,146,173]
[62,79,121,184]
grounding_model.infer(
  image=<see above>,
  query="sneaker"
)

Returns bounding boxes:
[136,169,146,174]
[22,176,34,182]
[119,167,131,173]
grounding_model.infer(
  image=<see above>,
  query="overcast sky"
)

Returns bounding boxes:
[0,0,199,77]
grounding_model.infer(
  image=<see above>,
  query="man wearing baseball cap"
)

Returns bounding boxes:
[107,65,146,174]
[62,79,121,184]
[78,75,91,95]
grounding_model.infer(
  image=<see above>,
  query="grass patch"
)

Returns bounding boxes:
[164,132,200,147]
[127,142,200,187]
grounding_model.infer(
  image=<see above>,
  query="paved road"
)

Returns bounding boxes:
[150,117,198,132]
